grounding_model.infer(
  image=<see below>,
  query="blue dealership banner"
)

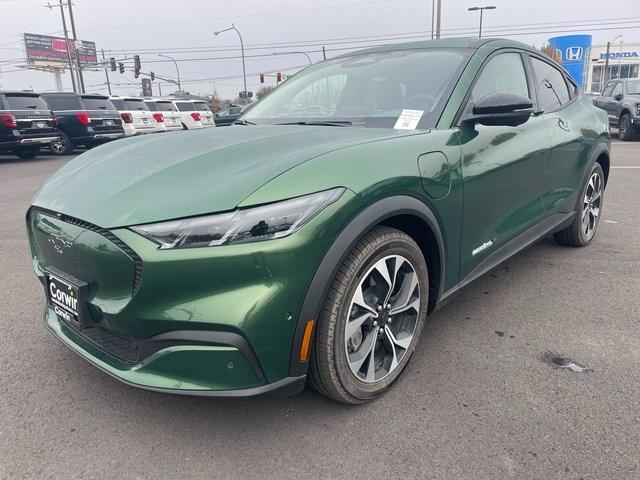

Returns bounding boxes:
[548,34,592,87]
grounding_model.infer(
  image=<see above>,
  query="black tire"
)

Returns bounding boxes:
[309,226,429,404]
[49,132,73,155]
[618,113,636,141]
[554,162,605,247]
[14,147,39,159]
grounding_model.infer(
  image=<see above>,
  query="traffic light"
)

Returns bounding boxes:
[259,73,264,84]
[150,71,155,81]
[276,72,282,82]
[134,55,141,79]
[118,62,125,74]
[109,57,116,72]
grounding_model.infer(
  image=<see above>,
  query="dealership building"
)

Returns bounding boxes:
[584,43,640,93]
[548,35,640,94]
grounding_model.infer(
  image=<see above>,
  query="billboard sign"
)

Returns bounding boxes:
[24,33,97,67]
[547,34,592,87]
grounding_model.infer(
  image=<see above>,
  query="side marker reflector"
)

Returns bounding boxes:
[299,320,315,362]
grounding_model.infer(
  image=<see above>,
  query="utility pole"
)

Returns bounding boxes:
[101,49,111,95]
[431,0,435,39]
[435,0,442,39]
[52,0,76,92]
[157,82,162,96]
[604,42,611,83]
[66,0,85,93]
[322,46,327,60]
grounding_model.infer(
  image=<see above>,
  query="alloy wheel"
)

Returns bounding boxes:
[50,139,66,154]
[344,255,420,383]
[582,171,602,238]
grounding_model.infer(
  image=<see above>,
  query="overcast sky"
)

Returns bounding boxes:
[0,0,638,99]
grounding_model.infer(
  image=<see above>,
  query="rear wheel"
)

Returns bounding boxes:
[50,132,73,155]
[309,226,429,404]
[554,162,605,247]
[618,113,636,141]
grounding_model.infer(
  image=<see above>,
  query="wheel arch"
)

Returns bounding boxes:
[589,141,610,186]
[289,195,445,377]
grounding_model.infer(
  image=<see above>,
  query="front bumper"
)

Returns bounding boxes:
[44,308,305,397]
[27,191,355,397]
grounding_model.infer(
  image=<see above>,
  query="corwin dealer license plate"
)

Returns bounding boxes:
[46,272,81,325]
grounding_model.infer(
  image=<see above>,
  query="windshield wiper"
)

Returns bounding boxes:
[275,120,353,127]
[233,119,256,125]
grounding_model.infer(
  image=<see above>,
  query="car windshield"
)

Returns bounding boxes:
[155,101,177,112]
[82,97,116,110]
[4,94,49,110]
[175,102,194,112]
[627,80,640,95]
[193,101,210,111]
[243,48,468,129]
[124,99,148,111]
[41,94,83,111]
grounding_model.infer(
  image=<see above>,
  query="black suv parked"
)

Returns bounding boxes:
[40,93,125,155]
[593,78,640,141]
[0,91,60,159]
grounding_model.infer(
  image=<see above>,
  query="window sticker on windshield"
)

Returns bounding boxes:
[393,109,423,130]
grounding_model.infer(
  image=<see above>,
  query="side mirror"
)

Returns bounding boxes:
[614,93,623,101]
[463,92,534,127]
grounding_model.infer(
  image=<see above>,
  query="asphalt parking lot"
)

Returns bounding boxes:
[1,141,639,480]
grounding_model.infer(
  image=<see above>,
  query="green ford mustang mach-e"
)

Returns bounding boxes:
[27,38,610,403]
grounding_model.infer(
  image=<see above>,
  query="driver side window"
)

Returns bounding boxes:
[470,53,530,104]
[612,83,623,98]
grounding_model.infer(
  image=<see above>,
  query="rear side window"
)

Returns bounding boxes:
[530,57,570,112]
[470,53,530,103]
[144,101,157,111]
[82,96,116,110]
[154,101,177,112]
[110,99,125,109]
[175,102,193,112]
[124,99,148,111]
[41,94,82,110]
[4,94,49,110]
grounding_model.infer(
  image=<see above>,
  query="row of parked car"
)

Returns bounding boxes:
[0,90,233,158]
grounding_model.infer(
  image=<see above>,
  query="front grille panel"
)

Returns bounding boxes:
[28,206,143,295]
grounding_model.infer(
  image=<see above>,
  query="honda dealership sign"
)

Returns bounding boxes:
[547,35,592,87]
[24,33,97,67]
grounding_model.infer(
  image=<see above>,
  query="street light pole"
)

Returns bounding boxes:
[467,5,496,38]
[272,51,313,65]
[214,24,247,104]
[158,54,181,93]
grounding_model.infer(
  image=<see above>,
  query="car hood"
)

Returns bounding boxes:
[32,125,418,228]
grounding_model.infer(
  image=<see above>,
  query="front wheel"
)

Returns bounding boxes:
[554,162,605,247]
[309,226,429,404]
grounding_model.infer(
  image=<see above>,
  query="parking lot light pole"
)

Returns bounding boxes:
[214,24,247,104]
[467,5,496,38]
[158,54,181,93]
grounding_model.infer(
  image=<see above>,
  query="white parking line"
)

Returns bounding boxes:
[611,166,640,169]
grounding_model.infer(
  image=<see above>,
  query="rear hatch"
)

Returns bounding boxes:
[193,101,214,126]
[123,98,155,132]
[80,96,124,135]
[2,93,57,137]
[154,100,181,128]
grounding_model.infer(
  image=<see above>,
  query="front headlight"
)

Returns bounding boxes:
[131,188,345,249]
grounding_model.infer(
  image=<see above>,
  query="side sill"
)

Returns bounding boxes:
[434,211,574,311]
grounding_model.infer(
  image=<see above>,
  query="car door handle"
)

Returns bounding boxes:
[557,118,570,131]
